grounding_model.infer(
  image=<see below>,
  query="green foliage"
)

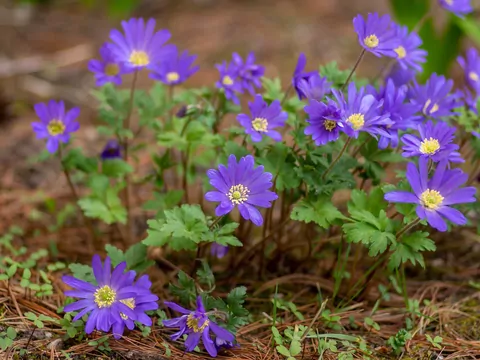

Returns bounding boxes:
[387,328,412,355]
[0,327,17,350]
[169,271,196,306]
[389,231,436,269]
[143,205,241,251]
[343,188,396,257]
[24,312,58,328]
[257,143,301,191]
[105,243,155,273]
[291,195,347,229]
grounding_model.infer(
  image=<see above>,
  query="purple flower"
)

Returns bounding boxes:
[332,82,393,139]
[112,274,159,338]
[461,87,479,114]
[438,0,473,17]
[369,79,421,149]
[296,73,332,102]
[205,155,278,226]
[211,243,229,259]
[304,99,344,145]
[215,61,243,105]
[32,100,80,153]
[101,139,122,160]
[150,47,199,85]
[401,120,463,163]
[410,73,463,120]
[386,63,417,87]
[393,25,427,72]
[109,18,176,72]
[163,296,235,357]
[292,53,318,99]
[385,157,476,231]
[458,48,480,94]
[353,13,399,58]
[237,94,287,142]
[88,44,126,87]
[232,52,265,94]
[62,255,158,339]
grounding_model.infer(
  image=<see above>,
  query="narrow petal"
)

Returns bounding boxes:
[62,275,96,292]
[209,322,235,342]
[384,191,418,204]
[437,207,467,226]
[425,210,447,232]
[164,301,191,314]
[185,332,201,352]
[202,327,217,357]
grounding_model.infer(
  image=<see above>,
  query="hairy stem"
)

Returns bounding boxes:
[322,137,352,180]
[58,146,97,253]
[341,49,366,92]
[123,70,139,246]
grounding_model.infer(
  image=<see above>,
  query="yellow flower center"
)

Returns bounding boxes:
[324,120,337,132]
[187,313,210,333]
[166,72,180,83]
[394,46,407,59]
[227,184,249,205]
[94,285,116,308]
[420,189,444,210]
[347,113,365,130]
[252,117,268,132]
[105,63,120,76]
[222,75,234,86]
[47,119,66,136]
[129,50,150,66]
[469,71,479,82]
[119,298,135,320]
[364,35,379,48]
[419,137,440,155]
[423,99,439,115]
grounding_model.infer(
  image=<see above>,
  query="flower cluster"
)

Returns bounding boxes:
[458,47,480,114]
[215,52,265,104]
[292,53,331,101]
[89,18,197,87]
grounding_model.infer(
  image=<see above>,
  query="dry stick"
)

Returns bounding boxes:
[123,70,139,246]
[58,146,97,253]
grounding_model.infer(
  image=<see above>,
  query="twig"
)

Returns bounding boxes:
[341,49,366,92]
[322,137,352,180]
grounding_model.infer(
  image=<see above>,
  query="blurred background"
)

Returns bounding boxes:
[0,0,479,222]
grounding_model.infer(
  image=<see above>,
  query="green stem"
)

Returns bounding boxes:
[58,146,97,253]
[322,137,352,180]
[123,70,139,246]
[280,84,292,105]
[209,215,224,230]
[341,49,366,92]
[396,218,421,239]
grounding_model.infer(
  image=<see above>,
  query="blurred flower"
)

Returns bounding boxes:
[438,0,473,17]
[457,47,480,94]
[109,18,175,72]
[215,61,243,105]
[292,53,318,99]
[369,79,421,149]
[304,99,344,145]
[205,155,278,226]
[461,87,479,114]
[32,100,80,153]
[112,274,159,339]
[386,63,417,87]
[410,73,463,120]
[163,296,235,357]
[392,24,427,72]
[211,243,229,258]
[353,13,399,58]
[237,94,287,142]
[385,157,476,231]
[401,120,463,163]
[232,52,265,94]
[150,47,199,85]
[332,82,393,139]
[62,255,157,339]
[296,73,332,102]
[88,43,126,86]
[100,139,122,160]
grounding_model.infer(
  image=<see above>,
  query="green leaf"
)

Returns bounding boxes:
[196,260,215,289]
[389,231,435,269]
[276,345,291,357]
[291,196,347,229]
[105,245,125,266]
[124,243,154,273]
[257,143,301,191]
[102,159,133,178]
[289,340,302,356]
[142,190,184,215]
[62,148,98,173]
[169,271,196,306]
[68,263,95,283]
[6,327,16,340]
[143,205,209,251]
